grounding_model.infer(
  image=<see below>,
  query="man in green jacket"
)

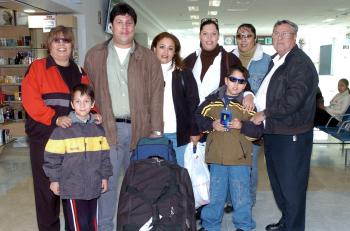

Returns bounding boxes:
[84,3,164,231]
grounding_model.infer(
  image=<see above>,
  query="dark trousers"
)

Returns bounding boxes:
[62,199,98,231]
[314,107,339,127]
[30,139,61,231]
[264,130,313,231]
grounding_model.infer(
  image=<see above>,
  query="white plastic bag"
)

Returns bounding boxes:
[184,142,210,208]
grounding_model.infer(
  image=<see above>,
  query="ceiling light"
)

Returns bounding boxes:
[190,15,199,20]
[335,8,348,11]
[227,8,248,12]
[24,9,36,13]
[209,0,221,7]
[188,6,199,11]
[322,18,335,22]
[192,22,199,26]
[208,11,218,16]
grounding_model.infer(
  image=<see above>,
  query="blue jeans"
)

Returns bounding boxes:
[201,164,254,231]
[164,132,187,167]
[250,144,260,206]
[98,122,131,231]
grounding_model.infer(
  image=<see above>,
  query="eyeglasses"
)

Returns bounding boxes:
[228,76,246,84]
[236,34,254,40]
[200,18,218,25]
[53,37,72,44]
[272,31,295,38]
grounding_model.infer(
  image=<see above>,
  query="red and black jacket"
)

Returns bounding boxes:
[22,56,90,141]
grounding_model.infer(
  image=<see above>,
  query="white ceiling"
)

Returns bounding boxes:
[1,0,350,37]
[124,0,350,37]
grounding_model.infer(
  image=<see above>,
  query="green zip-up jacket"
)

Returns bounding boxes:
[196,86,263,166]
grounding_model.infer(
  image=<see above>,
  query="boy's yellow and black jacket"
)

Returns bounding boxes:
[43,112,113,200]
[196,86,264,166]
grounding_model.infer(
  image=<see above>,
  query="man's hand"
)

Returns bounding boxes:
[101,179,108,193]
[50,182,60,195]
[190,135,201,146]
[149,131,162,138]
[251,111,266,125]
[56,116,72,128]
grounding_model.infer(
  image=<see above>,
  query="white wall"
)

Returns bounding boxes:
[50,0,110,65]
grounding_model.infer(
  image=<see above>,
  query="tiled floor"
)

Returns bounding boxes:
[1,131,350,231]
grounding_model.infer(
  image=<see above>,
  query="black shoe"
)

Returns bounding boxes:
[224,203,233,213]
[265,221,285,230]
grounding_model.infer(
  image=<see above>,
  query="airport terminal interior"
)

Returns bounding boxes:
[1,0,350,230]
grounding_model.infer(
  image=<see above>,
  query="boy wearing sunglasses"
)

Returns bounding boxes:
[195,64,263,231]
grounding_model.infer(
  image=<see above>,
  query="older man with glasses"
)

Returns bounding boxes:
[251,20,318,231]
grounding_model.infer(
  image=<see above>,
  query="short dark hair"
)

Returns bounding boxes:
[227,65,250,80]
[71,84,95,102]
[274,20,298,33]
[109,2,137,24]
[200,18,219,32]
[237,23,256,39]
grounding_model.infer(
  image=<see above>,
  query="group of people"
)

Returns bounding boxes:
[22,2,321,231]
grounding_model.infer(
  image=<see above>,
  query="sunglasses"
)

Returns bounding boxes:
[228,76,246,84]
[53,37,72,43]
[200,17,218,25]
[236,34,254,40]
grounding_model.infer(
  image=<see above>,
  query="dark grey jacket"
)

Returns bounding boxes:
[172,68,200,146]
[264,45,319,134]
[43,112,113,200]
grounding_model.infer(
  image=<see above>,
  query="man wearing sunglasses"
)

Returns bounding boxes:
[232,23,271,212]
[252,20,318,231]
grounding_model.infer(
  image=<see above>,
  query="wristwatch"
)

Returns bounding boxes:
[152,130,162,136]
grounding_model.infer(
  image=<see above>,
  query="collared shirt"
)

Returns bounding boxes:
[255,52,289,112]
[106,40,136,118]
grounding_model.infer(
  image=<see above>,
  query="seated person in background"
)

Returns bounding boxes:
[314,78,350,127]
[196,65,263,231]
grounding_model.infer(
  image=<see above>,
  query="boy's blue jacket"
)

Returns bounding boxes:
[43,112,113,200]
[196,86,263,166]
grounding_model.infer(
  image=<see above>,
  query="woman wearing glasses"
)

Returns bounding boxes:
[22,25,96,231]
[233,23,271,210]
[151,32,200,167]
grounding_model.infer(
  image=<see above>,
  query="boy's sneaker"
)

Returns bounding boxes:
[224,203,233,213]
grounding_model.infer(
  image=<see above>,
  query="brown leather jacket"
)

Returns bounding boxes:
[84,39,164,149]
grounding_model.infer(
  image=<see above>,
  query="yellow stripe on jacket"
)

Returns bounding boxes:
[45,136,110,154]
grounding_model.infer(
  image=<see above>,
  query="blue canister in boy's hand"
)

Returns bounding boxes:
[220,108,232,130]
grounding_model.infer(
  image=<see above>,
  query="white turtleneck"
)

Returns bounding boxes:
[162,61,177,133]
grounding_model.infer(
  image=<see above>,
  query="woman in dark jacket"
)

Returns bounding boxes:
[151,32,200,167]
